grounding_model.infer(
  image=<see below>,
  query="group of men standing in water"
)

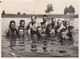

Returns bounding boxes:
[3,15,74,52]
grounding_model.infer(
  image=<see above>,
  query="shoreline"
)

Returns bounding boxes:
[1,14,78,18]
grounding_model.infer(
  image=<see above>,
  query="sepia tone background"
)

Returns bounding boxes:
[1,0,79,57]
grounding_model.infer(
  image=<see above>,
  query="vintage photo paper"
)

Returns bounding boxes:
[1,0,79,57]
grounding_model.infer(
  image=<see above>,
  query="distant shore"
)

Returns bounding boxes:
[1,14,78,18]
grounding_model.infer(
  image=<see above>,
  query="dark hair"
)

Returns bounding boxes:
[63,20,70,26]
[51,18,55,21]
[31,15,36,20]
[57,19,60,24]
[60,28,66,34]
[9,20,15,27]
[68,26,74,30]
[20,20,25,24]
[43,15,47,17]
[57,19,62,26]
[52,18,55,19]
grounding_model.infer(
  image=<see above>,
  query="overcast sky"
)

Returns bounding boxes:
[1,0,79,14]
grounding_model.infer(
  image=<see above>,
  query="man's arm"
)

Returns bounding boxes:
[26,23,30,30]
[2,28,9,37]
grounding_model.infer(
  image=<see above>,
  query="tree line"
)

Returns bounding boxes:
[64,5,75,15]
[2,5,75,15]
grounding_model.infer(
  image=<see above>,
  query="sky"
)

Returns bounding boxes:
[1,0,79,14]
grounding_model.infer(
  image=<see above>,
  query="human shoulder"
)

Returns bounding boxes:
[27,22,32,25]
[6,27,9,30]
[41,22,44,25]
[68,25,74,29]
[4,28,10,34]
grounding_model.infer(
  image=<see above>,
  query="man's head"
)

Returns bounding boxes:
[68,26,74,33]
[51,18,56,23]
[60,28,67,38]
[57,19,62,26]
[9,20,16,29]
[20,20,25,27]
[63,20,70,28]
[31,15,36,23]
[43,15,47,23]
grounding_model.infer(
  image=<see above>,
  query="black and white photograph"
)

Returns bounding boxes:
[1,0,79,57]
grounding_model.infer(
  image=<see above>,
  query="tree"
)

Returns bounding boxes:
[0,1,1,3]
[64,7,69,15]
[45,4,54,13]
[2,10,5,15]
[69,5,75,14]
[23,13,26,15]
[17,12,21,15]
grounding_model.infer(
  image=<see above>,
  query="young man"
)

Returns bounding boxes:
[67,26,74,45]
[26,16,39,39]
[40,15,48,52]
[55,19,62,36]
[18,20,27,37]
[63,20,70,29]
[59,28,68,45]
[3,20,17,49]
[59,25,74,45]
[46,18,56,38]
[51,18,56,29]
[17,20,26,50]
[26,15,39,52]
[18,20,26,30]
[40,15,48,34]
